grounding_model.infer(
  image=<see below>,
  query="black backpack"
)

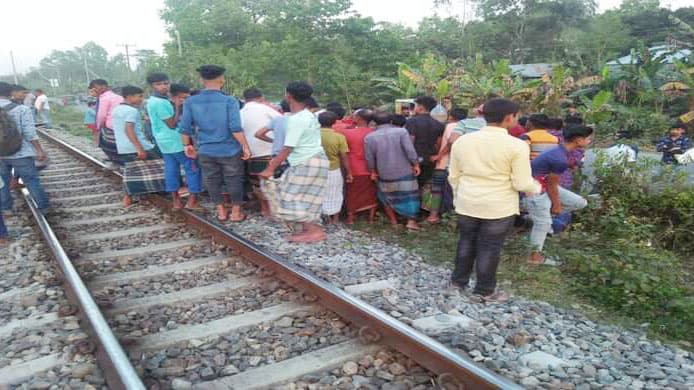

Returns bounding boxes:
[0,103,22,156]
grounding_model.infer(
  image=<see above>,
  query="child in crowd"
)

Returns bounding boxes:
[111,86,164,208]
[521,113,559,160]
[146,73,201,210]
[656,124,692,165]
[84,101,98,146]
[319,111,352,223]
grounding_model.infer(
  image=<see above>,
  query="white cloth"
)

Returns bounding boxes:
[240,101,281,157]
[321,169,344,215]
[34,95,49,111]
[604,144,637,164]
[675,148,694,165]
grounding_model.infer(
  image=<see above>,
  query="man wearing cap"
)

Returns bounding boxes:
[180,65,251,222]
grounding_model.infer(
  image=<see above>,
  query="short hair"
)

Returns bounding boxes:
[565,115,583,125]
[372,111,392,125]
[243,88,263,100]
[34,89,44,94]
[354,108,373,123]
[518,116,529,127]
[414,96,437,112]
[0,82,12,97]
[527,113,552,129]
[391,114,407,127]
[170,83,190,96]
[550,118,564,130]
[563,125,594,142]
[449,108,467,121]
[88,79,108,88]
[326,102,346,119]
[196,65,226,80]
[146,72,169,84]
[482,98,520,123]
[286,81,313,104]
[190,89,200,96]
[305,97,319,109]
[121,85,144,98]
[279,99,290,113]
[11,84,28,92]
[318,111,338,127]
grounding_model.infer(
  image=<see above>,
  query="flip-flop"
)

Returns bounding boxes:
[229,214,246,223]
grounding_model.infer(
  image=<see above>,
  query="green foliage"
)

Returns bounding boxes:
[579,90,614,124]
[561,156,694,340]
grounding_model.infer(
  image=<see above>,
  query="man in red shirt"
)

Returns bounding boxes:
[336,109,377,224]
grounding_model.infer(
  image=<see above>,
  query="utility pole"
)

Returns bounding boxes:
[82,52,90,86]
[117,43,136,72]
[9,51,19,84]
[174,30,183,56]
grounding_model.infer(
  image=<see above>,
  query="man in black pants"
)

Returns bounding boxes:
[448,98,541,303]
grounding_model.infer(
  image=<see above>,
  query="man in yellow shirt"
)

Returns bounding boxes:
[448,98,542,303]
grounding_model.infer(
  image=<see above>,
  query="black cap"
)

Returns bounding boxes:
[197,65,226,80]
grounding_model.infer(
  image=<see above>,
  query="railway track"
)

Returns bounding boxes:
[4,129,521,389]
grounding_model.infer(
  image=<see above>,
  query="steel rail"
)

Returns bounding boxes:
[20,189,145,390]
[38,129,521,390]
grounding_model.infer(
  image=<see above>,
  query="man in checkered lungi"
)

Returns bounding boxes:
[111,86,165,207]
[259,82,329,243]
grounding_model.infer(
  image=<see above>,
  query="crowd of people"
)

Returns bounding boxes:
[1,65,692,302]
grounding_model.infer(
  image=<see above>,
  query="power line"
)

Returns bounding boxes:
[117,43,137,72]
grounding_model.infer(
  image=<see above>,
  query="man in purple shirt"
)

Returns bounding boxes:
[364,111,421,230]
[524,125,593,265]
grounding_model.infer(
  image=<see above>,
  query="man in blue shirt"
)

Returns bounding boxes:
[524,125,593,265]
[146,73,202,210]
[180,65,251,222]
[0,82,50,214]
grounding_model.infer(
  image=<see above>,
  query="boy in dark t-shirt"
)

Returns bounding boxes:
[523,125,594,265]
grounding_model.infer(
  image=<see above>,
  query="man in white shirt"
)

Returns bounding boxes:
[34,89,51,128]
[240,88,281,217]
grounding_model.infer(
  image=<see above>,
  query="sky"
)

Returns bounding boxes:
[1,0,691,75]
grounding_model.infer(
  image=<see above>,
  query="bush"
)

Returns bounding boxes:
[593,108,670,142]
[563,154,694,340]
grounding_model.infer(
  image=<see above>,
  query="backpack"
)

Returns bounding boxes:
[0,103,22,156]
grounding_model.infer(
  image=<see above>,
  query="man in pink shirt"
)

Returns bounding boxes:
[90,79,124,163]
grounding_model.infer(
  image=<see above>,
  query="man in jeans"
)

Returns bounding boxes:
[448,98,541,303]
[180,65,251,222]
[525,125,592,264]
[0,82,50,214]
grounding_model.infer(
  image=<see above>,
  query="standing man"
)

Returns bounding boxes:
[0,82,50,213]
[337,109,377,224]
[146,73,202,210]
[180,65,251,222]
[520,113,559,160]
[405,96,444,217]
[448,98,541,303]
[524,126,592,264]
[34,89,51,128]
[365,111,421,230]
[259,81,329,243]
[240,87,281,217]
[91,79,124,163]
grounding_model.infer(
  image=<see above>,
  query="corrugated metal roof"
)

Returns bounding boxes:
[606,45,692,65]
[509,63,553,78]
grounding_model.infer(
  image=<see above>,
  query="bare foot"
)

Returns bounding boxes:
[527,251,545,265]
[425,215,440,224]
[184,195,201,210]
[288,231,326,243]
[345,213,355,225]
[172,193,183,210]
[123,195,133,208]
[405,220,420,231]
[229,206,246,222]
[216,205,228,222]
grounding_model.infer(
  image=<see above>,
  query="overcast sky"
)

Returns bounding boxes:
[1,0,691,75]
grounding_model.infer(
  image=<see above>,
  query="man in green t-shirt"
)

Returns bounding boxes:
[146,73,201,210]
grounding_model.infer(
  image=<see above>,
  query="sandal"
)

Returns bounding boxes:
[229,213,246,223]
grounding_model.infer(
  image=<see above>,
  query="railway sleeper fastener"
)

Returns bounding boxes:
[438,372,465,390]
[299,292,319,303]
[58,304,78,317]
[75,339,96,354]
[358,326,382,344]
